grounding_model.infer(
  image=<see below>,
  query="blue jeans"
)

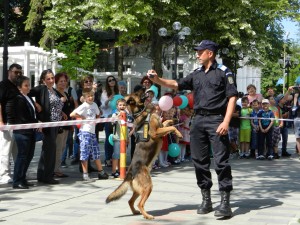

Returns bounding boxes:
[72,126,80,159]
[280,127,288,152]
[61,128,74,161]
[258,128,273,156]
[104,122,113,161]
[13,132,35,185]
[250,129,258,150]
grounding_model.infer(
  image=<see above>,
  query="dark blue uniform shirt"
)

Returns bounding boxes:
[177,60,238,112]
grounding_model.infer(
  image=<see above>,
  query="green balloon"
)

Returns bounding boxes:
[168,143,180,157]
[109,134,114,146]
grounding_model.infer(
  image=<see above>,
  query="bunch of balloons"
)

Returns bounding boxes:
[158,93,194,111]
[172,93,194,109]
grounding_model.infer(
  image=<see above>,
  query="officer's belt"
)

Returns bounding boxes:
[195,109,225,116]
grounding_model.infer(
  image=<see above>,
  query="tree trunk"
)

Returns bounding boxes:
[118,46,123,80]
[150,23,163,78]
[113,30,123,80]
[150,22,164,97]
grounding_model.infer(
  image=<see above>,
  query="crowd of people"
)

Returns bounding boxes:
[230,84,300,160]
[0,63,299,191]
[0,64,191,188]
[1,40,300,220]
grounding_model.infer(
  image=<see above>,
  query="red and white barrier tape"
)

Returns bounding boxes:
[0,117,134,131]
[1,116,297,131]
[239,116,297,122]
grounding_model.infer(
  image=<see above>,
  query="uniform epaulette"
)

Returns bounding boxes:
[193,67,202,72]
[217,64,227,71]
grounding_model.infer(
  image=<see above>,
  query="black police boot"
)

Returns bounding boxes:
[214,191,233,218]
[197,189,213,214]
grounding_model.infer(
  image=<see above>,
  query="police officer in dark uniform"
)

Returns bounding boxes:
[147,40,238,218]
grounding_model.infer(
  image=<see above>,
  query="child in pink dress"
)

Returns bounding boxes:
[178,107,192,162]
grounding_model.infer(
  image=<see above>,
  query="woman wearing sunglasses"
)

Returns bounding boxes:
[100,76,119,167]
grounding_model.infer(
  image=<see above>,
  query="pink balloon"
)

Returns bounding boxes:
[159,96,173,111]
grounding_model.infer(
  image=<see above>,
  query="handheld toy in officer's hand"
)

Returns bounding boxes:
[149,73,155,78]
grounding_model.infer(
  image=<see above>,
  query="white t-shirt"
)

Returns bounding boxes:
[100,90,112,118]
[73,102,100,134]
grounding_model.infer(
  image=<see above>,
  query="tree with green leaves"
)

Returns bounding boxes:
[25,0,300,83]
[56,34,99,80]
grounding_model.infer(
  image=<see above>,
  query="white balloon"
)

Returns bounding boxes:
[159,96,173,111]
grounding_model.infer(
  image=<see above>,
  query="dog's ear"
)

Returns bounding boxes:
[125,96,136,106]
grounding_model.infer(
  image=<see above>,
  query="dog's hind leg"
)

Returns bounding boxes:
[138,185,153,220]
[128,191,140,215]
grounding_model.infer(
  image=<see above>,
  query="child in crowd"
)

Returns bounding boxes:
[145,89,155,105]
[111,99,134,178]
[178,107,192,162]
[250,99,261,158]
[268,96,282,159]
[159,107,176,167]
[70,89,109,182]
[151,100,163,169]
[239,96,252,158]
[228,101,241,159]
[257,99,275,160]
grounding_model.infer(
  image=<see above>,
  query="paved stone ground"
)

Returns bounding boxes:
[0,132,300,225]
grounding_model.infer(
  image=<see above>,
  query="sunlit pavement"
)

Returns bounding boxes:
[0,131,299,225]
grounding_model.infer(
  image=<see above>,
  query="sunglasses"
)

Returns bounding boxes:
[11,70,23,75]
[108,79,116,82]
[84,80,93,83]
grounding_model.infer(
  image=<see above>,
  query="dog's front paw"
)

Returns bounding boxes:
[175,130,183,139]
[163,119,173,127]
[177,133,183,139]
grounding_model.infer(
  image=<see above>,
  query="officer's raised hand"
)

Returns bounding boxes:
[147,70,159,82]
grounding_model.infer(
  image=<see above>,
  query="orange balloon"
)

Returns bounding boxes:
[76,118,82,129]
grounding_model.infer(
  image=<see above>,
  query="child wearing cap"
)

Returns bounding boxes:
[257,99,275,160]
[145,89,155,105]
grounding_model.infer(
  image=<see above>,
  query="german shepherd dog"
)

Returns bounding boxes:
[106,93,183,219]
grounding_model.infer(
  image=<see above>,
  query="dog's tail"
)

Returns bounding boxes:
[106,180,130,203]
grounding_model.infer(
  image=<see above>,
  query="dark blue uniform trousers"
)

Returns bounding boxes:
[190,114,233,192]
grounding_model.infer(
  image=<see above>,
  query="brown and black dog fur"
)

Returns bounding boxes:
[106,93,183,219]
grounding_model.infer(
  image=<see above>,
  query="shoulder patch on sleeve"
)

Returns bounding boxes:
[228,76,234,84]
[217,64,227,71]
[225,71,233,76]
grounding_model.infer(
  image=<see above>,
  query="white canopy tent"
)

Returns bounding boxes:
[0,42,64,86]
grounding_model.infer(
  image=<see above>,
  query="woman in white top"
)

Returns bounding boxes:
[100,76,119,167]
